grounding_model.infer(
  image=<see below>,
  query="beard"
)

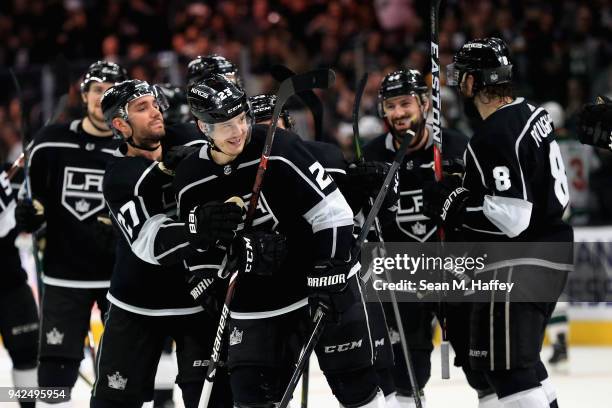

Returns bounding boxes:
[87,106,110,130]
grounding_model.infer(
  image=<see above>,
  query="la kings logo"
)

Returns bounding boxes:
[62,166,105,221]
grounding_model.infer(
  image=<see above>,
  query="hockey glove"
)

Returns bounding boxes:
[15,199,45,233]
[307,259,355,320]
[185,201,243,245]
[578,96,612,151]
[226,232,288,276]
[343,161,398,213]
[162,145,201,171]
[423,175,469,228]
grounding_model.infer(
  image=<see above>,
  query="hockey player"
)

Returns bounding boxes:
[0,166,39,408]
[175,75,385,408]
[186,54,242,87]
[249,93,401,406]
[362,69,480,408]
[426,37,573,408]
[577,95,612,151]
[14,60,127,407]
[92,79,237,408]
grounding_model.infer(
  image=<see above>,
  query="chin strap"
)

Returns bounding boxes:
[127,137,161,152]
[86,114,111,133]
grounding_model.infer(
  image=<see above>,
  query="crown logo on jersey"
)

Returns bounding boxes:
[46,327,64,345]
[75,198,91,213]
[229,327,243,346]
[107,371,128,390]
[411,222,427,236]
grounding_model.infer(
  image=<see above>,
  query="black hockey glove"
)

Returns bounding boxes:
[185,271,224,318]
[343,161,398,213]
[15,199,45,233]
[226,232,288,276]
[307,259,355,320]
[162,145,201,171]
[185,201,243,245]
[578,96,612,151]
[423,175,469,228]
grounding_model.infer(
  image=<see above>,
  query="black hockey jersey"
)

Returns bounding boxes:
[363,126,468,242]
[27,120,121,287]
[173,125,355,317]
[461,97,573,242]
[0,166,27,292]
[103,124,207,315]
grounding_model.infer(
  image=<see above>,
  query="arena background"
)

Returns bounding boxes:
[1,0,612,406]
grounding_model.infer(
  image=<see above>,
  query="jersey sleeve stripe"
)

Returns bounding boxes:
[177,174,219,211]
[269,155,326,199]
[461,224,506,235]
[134,162,158,196]
[514,107,544,200]
[155,242,190,261]
[324,168,347,175]
[303,188,354,233]
[27,142,80,168]
[130,213,170,265]
[482,195,533,238]
[467,143,487,188]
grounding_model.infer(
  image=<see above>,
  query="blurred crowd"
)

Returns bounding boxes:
[1,0,611,222]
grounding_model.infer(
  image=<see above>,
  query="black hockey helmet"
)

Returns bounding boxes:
[101,79,169,137]
[447,37,513,92]
[80,60,128,93]
[156,83,191,125]
[377,69,429,117]
[248,94,294,130]
[187,74,248,125]
[187,54,241,87]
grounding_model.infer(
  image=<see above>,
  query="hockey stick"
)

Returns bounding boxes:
[270,65,325,141]
[352,73,369,162]
[300,359,309,408]
[198,69,336,408]
[353,73,423,408]
[430,0,450,380]
[8,68,44,289]
[279,118,426,408]
[279,307,325,408]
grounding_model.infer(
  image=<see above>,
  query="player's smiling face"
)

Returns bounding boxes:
[383,94,421,132]
[127,95,166,144]
[210,112,249,157]
[83,82,114,127]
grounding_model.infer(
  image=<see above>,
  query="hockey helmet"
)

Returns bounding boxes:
[377,69,429,117]
[248,94,294,129]
[101,79,169,136]
[80,60,128,93]
[156,83,191,125]
[187,54,242,87]
[447,37,513,92]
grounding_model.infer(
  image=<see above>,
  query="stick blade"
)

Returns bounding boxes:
[291,69,335,93]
